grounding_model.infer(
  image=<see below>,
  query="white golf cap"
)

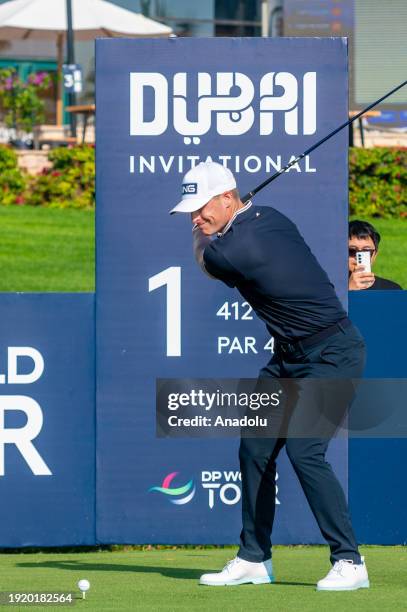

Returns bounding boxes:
[170,161,236,215]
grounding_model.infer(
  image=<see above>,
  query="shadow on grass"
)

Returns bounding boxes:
[16,560,314,586]
[16,560,205,580]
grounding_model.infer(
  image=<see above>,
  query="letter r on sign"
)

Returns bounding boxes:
[0,396,52,476]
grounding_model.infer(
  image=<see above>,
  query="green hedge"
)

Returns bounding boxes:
[349,147,407,219]
[0,145,406,216]
[0,146,27,205]
[0,144,94,209]
[25,145,95,209]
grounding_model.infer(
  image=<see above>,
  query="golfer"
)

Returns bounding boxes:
[170,161,369,591]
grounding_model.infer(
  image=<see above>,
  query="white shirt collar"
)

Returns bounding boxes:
[217,200,252,237]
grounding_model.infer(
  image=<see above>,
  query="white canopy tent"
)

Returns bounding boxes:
[0,0,172,124]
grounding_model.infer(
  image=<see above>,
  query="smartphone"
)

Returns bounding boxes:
[356,251,371,273]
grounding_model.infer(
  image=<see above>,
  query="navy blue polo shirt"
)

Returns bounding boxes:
[203,203,347,343]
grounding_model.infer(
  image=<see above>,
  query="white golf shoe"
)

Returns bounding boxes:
[199,556,275,586]
[316,556,369,591]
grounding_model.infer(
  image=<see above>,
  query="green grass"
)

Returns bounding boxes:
[0,207,404,293]
[351,217,406,289]
[0,547,405,611]
[0,207,95,292]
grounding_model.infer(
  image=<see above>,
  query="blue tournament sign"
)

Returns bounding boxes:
[96,37,349,544]
[0,294,95,547]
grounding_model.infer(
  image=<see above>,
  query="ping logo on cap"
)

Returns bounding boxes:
[182,183,198,195]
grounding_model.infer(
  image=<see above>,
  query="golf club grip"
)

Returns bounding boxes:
[242,157,304,202]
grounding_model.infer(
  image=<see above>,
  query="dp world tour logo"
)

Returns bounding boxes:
[130,71,316,145]
[148,472,196,505]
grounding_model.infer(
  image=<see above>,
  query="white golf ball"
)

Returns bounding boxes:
[77,579,90,592]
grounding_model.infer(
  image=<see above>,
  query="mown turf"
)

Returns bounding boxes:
[0,207,94,292]
[0,207,404,293]
[0,547,405,611]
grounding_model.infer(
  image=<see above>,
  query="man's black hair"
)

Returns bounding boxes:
[349,220,381,250]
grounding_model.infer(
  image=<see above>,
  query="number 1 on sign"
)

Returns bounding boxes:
[148,267,181,356]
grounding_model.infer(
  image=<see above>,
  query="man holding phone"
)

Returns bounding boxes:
[348,220,402,290]
[171,161,370,591]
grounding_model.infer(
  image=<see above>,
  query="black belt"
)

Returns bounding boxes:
[278,317,351,355]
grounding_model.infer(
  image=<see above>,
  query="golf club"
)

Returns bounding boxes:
[242,78,407,203]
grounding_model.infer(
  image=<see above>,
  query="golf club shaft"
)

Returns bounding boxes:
[242,79,407,203]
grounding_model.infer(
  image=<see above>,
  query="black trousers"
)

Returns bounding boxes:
[237,323,366,565]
